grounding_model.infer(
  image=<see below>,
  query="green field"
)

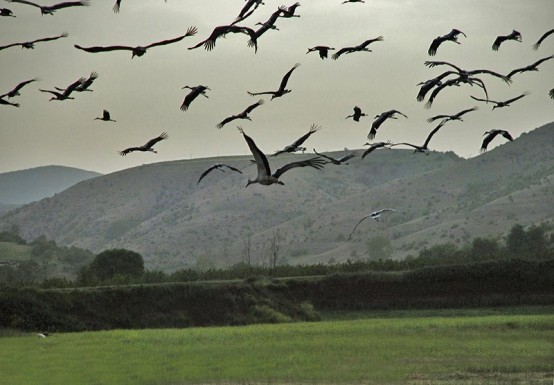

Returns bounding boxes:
[0,241,32,262]
[1,308,553,385]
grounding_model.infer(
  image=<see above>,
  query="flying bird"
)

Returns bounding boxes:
[95,110,116,122]
[39,77,84,101]
[235,0,264,23]
[348,209,400,240]
[180,85,210,111]
[246,8,282,47]
[428,28,466,56]
[0,8,16,16]
[306,45,335,59]
[312,149,356,165]
[239,127,325,187]
[345,106,367,122]
[470,92,529,110]
[368,109,408,140]
[272,124,320,157]
[342,0,365,3]
[278,2,300,18]
[361,141,392,159]
[6,0,89,15]
[332,36,383,60]
[55,71,98,93]
[507,55,554,79]
[532,28,554,50]
[424,60,511,84]
[248,63,300,100]
[492,30,522,51]
[216,99,264,128]
[395,121,447,155]
[75,26,198,58]
[197,164,243,184]
[188,25,257,52]
[0,32,68,51]
[0,97,19,107]
[480,129,513,152]
[426,106,478,123]
[549,88,554,99]
[118,132,168,156]
[0,78,38,99]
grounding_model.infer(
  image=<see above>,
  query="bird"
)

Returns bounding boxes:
[312,149,356,165]
[426,106,478,123]
[197,164,243,184]
[239,127,325,187]
[424,60,511,84]
[470,92,529,110]
[180,85,210,111]
[247,8,282,47]
[6,0,89,15]
[480,129,513,152]
[550,88,554,99]
[428,28,466,56]
[368,109,408,140]
[423,76,487,109]
[0,7,16,16]
[342,0,365,3]
[348,209,400,240]
[345,106,367,122]
[112,0,121,12]
[235,0,264,23]
[118,132,168,156]
[394,120,447,155]
[248,63,300,100]
[278,2,300,18]
[416,71,457,102]
[75,26,197,58]
[532,28,554,50]
[39,77,85,101]
[0,97,19,107]
[188,25,257,52]
[55,71,98,93]
[272,124,321,157]
[0,32,68,51]
[306,46,335,59]
[492,30,522,51]
[95,110,116,122]
[332,36,383,60]
[216,99,264,128]
[361,141,393,159]
[0,78,38,99]
[507,55,554,80]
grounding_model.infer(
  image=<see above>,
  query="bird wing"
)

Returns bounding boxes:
[242,99,264,114]
[501,130,514,141]
[29,32,68,44]
[247,90,274,96]
[277,63,300,92]
[337,153,357,163]
[331,47,351,60]
[422,121,445,149]
[112,0,121,12]
[470,95,496,104]
[239,127,272,180]
[492,35,506,51]
[358,35,383,48]
[5,78,37,96]
[216,115,239,129]
[63,77,86,96]
[504,92,529,104]
[549,88,554,99]
[6,0,41,8]
[118,147,141,156]
[180,88,201,111]
[348,215,370,240]
[532,54,554,67]
[0,42,22,51]
[468,69,511,84]
[426,114,448,123]
[393,110,408,119]
[312,148,340,164]
[456,106,478,118]
[480,131,500,152]
[532,28,554,50]
[48,1,89,10]
[145,27,198,49]
[197,165,220,184]
[272,156,326,179]
[424,60,464,73]
[427,36,444,56]
[76,71,98,90]
[289,123,320,148]
[74,44,135,53]
[102,110,110,120]
[222,164,242,174]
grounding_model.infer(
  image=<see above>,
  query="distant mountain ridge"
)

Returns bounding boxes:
[1,123,552,271]
[0,166,101,205]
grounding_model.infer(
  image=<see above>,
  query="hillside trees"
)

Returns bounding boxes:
[79,249,144,283]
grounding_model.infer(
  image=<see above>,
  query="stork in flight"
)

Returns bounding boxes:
[394,121,447,155]
[550,88,554,99]
[492,30,522,51]
[368,109,408,140]
[306,46,335,60]
[55,71,97,93]
[75,26,197,58]
[0,32,68,51]
[95,110,116,122]
[234,0,264,23]
[272,124,321,157]
[507,55,554,80]
[0,78,38,99]
[345,106,367,122]
[348,209,401,240]
[470,92,529,110]
[342,0,365,3]
[246,8,282,47]
[426,106,478,124]
[278,2,300,18]
[248,63,300,100]
[216,99,264,129]
[312,149,356,165]
[0,8,16,16]
[480,130,513,152]
[239,127,325,187]
[118,132,168,156]
[332,36,383,60]
[197,164,243,184]
[180,85,210,111]
[39,77,84,101]
[532,28,554,50]
[6,0,88,15]
[427,29,466,56]
[188,25,257,52]
[361,141,393,159]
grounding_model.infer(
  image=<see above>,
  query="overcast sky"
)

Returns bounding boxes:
[1,0,553,175]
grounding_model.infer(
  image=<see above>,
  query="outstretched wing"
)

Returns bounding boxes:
[145,27,198,49]
[6,0,41,9]
[277,63,300,91]
[331,47,352,60]
[0,42,22,51]
[75,44,135,53]
[348,215,370,240]
[242,99,264,114]
[289,123,320,148]
[239,127,272,180]
[4,78,38,97]
[272,156,326,179]
[216,115,239,129]
[30,32,68,44]
[48,1,89,11]
[532,28,554,50]
[504,92,529,105]
[312,148,340,164]
[427,36,444,56]
[144,132,168,149]
[422,121,445,149]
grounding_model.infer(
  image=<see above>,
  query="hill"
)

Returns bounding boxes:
[0,165,101,206]
[0,123,553,271]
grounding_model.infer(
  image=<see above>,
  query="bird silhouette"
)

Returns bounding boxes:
[361,141,393,159]
[39,77,84,101]
[345,106,367,122]
[0,78,38,99]
[278,2,300,18]
[426,106,478,123]
[272,124,320,157]
[348,209,401,240]
[6,0,89,15]
[394,120,447,155]
[119,132,168,156]
[0,7,16,16]
[480,130,513,152]
[95,110,116,122]
[248,63,300,100]
[492,30,522,51]
[197,164,243,184]
[312,149,356,165]
[532,28,554,50]
[332,36,383,60]
[180,85,210,111]
[188,25,257,52]
[216,99,264,128]
[368,109,407,140]
[507,55,554,80]
[0,32,68,51]
[470,92,529,110]
[428,28,466,56]
[306,46,335,59]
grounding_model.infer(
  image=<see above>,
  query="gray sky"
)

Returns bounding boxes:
[1,0,553,174]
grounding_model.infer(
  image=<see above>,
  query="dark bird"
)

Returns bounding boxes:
[507,55,554,79]
[247,8,282,47]
[306,45,335,59]
[75,27,198,58]
[470,92,529,110]
[55,71,97,93]
[118,132,168,156]
[342,0,365,3]
[0,8,16,16]
[480,129,513,152]
[368,109,408,140]
[416,71,456,102]
[235,0,264,23]
[394,120,447,155]
[39,77,84,101]
[278,2,300,18]
[424,76,487,109]
[197,164,243,184]
[188,25,257,52]
[426,106,478,123]
[345,106,367,122]
[272,124,320,157]
[312,149,356,165]
[248,63,299,100]
[95,110,116,122]
[332,36,383,60]
[428,28,466,56]
[424,60,511,84]
[0,97,19,107]
[6,0,89,15]
[239,127,325,187]
[532,28,554,50]
[348,208,400,240]
[361,141,392,159]
[550,88,554,99]
[0,78,38,99]
[492,30,522,51]
[0,32,68,51]
[216,99,264,128]
[112,0,121,12]
[180,85,209,111]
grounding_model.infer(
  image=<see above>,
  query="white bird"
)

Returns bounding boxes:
[348,209,401,240]
[37,332,49,338]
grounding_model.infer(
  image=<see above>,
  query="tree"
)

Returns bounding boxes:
[268,230,282,268]
[506,224,527,256]
[87,249,144,281]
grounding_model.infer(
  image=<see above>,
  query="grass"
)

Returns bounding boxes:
[0,308,553,385]
[0,241,32,261]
